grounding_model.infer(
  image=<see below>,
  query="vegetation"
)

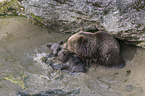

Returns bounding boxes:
[0,0,25,16]
[0,0,45,26]
[5,74,27,89]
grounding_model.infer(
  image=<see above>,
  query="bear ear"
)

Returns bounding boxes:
[77,36,84,45]
[77,36,88,45]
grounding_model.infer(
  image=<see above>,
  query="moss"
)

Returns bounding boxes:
[0,0,44,26]
[0,0,25,17]
[5,57,16,62]
[113,73,119,75]
[5,74,27,89]
[17,0,22,3]
[126,70,131,76]
[28,13,45,26]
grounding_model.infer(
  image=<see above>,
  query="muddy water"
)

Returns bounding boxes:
[0,17,145,96]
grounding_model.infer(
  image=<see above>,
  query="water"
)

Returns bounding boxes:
[0,17,71,96]
[0,17,145,96]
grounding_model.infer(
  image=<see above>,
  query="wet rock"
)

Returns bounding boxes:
[18,89,80,96]
[18,0,145,48]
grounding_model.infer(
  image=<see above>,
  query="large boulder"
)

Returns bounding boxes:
[6,0,145,47]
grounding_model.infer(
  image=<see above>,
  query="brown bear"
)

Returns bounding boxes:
[47,41,87,73]
[46,31,125,73]
[64,31,125,68]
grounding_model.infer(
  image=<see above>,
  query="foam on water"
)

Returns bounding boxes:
[33,52,48,70]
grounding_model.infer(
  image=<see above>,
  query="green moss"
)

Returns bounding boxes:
[5,57,16,62]
[28,13,45,26]
[113,73,119,75]
[0,0,25,17]
[124,79,128,82]
[17,0,22,3]
[126,70,131,76]
[5,74,27,89]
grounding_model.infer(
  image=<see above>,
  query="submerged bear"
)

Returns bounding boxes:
[46,31,126,73]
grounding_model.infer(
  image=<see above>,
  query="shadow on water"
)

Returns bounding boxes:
[118,40,137,61]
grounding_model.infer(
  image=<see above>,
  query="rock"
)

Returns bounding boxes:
[18,89,80,96]
[1,0,144,47]
[19,0,145,48]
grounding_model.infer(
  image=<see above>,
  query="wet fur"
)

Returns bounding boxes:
[65,31,125,68]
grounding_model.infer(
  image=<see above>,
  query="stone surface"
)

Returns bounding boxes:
[3,0,145,47]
